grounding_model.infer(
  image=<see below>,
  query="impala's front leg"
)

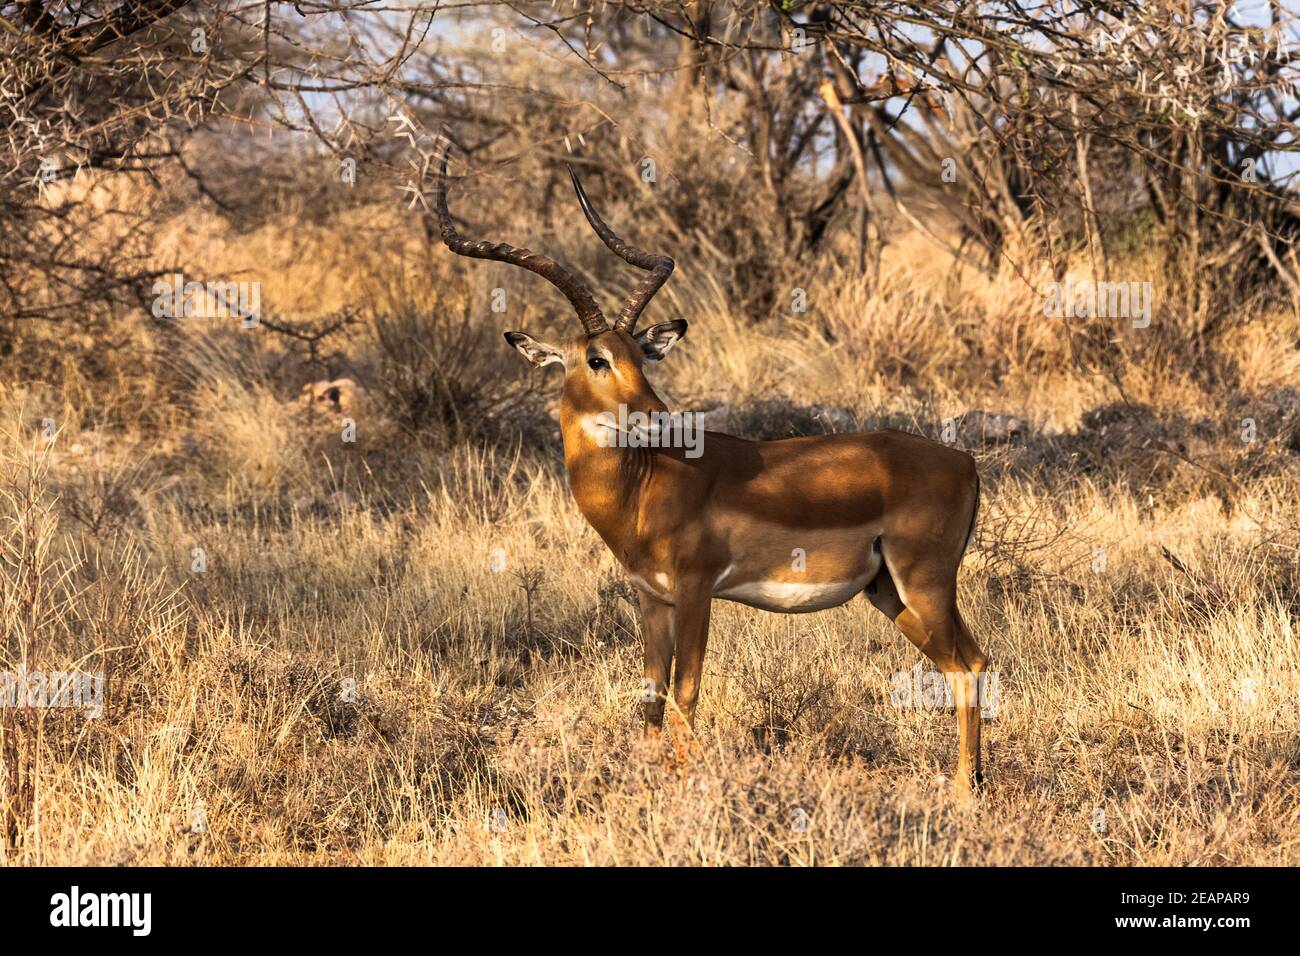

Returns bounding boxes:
[667,583,712,761]
[637,592,674,740]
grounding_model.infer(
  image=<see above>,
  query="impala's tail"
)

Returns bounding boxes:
[962,471,981,556]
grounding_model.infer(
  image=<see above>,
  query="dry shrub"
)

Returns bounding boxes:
[366,284,542,447]
[723,627,838,753]
[188,377,310,497]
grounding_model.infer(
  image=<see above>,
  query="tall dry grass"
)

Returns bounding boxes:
[1,163,1299,865]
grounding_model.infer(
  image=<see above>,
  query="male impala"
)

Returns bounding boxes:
[434,141,990,792]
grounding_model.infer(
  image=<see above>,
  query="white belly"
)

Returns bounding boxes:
[709,526,883,612]
[715,572,874,613]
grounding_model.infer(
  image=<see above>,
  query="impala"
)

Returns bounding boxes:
[434,141,990,792]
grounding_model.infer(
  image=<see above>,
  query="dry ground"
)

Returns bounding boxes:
[2,186,1300,865]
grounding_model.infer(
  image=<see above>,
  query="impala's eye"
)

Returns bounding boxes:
[587,356,609,372]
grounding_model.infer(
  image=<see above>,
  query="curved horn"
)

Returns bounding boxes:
[567,166,674,334]
[435,139,608,336]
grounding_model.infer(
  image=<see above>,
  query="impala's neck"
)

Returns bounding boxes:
[558,384,670,553]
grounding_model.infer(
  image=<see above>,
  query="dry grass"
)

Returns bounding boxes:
[2,179,1299,866]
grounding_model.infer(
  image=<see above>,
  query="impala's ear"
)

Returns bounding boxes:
[635,319,688,361]
[504,331,564,369]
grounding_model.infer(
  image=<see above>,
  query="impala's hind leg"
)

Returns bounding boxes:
[870,556,986,795]
[951,607,988,782]
[893,597,981,795]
